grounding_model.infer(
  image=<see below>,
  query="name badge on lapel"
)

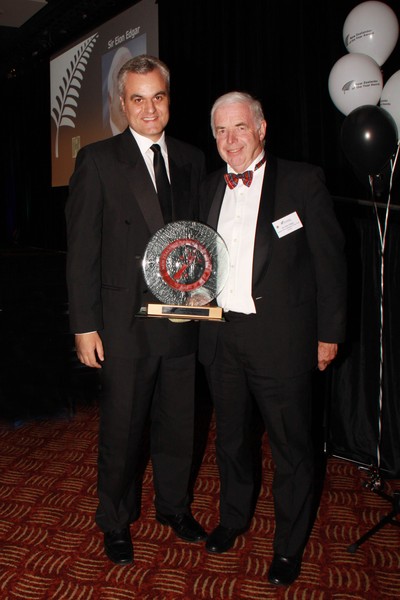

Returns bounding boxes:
[272,211,303,238]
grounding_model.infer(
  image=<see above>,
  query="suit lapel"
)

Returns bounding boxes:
[168,154,188,221]
[117,129,164,233]
[167,137,197,222]
[252,154,277,288]
[207,170,226,228]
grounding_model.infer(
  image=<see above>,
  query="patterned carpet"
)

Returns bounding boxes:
[0,402,399,600]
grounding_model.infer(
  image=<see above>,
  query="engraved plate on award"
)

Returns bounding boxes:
[140,220,229,320]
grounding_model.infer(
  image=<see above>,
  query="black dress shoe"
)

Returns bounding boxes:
[156,512,207,542]
[267,553,301,586]
[104,527,133,565]
[205,524,246,554]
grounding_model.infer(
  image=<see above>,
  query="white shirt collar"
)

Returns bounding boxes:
[129,128,167,155]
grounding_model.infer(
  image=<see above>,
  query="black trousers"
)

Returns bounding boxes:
[205,318,314,557]
[95,352,196,532]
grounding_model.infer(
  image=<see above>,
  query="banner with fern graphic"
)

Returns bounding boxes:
[49,0,158,187]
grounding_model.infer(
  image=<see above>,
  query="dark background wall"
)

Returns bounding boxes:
[1,0,399,249]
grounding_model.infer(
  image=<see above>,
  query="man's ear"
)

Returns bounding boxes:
[259,120,267,143]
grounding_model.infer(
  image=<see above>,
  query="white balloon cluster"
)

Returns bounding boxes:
[328,1,400,139]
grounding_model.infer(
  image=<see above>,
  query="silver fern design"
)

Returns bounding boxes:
[51,34,99,157]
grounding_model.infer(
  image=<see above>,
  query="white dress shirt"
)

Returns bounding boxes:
[217,152,266,314]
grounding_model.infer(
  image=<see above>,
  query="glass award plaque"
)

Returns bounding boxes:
[140,220,229,320]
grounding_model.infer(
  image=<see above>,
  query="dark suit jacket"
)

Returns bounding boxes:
[65,128,206,359]
[198,155,347,378]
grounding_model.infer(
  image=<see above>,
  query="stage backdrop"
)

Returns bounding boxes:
[50,0,157,187]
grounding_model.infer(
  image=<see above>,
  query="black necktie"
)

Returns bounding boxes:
[151,144,172,223]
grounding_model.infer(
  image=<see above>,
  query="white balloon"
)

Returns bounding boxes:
[328,53,383,115]
[343,1,399,66]
[380,70,400,140]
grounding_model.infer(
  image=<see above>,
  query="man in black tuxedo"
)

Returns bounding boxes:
[65,55,207,565]
[199,92,346,586]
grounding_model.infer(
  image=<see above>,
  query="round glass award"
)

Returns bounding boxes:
[142,220,229,319]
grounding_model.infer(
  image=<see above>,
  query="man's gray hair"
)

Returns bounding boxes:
[210,91,265,137]
[117,54,170,97]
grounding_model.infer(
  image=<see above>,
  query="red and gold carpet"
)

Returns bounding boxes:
[0,404,399,599]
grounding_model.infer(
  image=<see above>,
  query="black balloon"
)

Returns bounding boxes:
[341,105,397,176]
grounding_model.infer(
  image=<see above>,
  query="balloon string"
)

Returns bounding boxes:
[372,143,400,250]
[369,143,399,470]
